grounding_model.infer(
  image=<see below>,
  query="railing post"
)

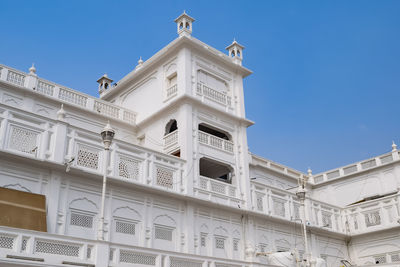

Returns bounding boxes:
[95,242,109,267]
[0,67,8,81]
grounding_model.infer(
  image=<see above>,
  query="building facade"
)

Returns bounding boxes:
[0,12,399,267]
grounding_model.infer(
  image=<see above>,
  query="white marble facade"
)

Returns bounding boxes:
[0,12,399,267]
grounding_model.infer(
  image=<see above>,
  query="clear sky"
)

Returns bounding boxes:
[1,1,399,173]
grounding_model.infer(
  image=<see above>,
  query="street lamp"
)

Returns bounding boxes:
[296,174,310,267]
[98,121,115,240]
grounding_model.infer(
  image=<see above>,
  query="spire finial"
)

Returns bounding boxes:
[307,167,312,176]
[136,57,143,69]
[29,63,36,75]
[392,141,397,152]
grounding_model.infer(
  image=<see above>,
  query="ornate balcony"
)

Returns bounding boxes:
[196,83,232,107]
[198,130,233,154]
[163,130,179,153]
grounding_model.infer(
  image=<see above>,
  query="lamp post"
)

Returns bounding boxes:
[296,174,310,267]
[98,121,115,240]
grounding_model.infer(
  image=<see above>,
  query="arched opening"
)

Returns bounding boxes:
[199,157,233,184]
[198,123,231,140]
[231,50,236,57]
[186,22,190,29]
[165,119,178,135]
[237,50,241,57]
[104,83,109,89]
[179,22,183,30]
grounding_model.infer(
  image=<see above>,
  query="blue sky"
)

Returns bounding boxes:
[1,1,399,173]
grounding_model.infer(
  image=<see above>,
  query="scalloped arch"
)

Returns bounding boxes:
[113,206,142,220]
[2,183,31,192]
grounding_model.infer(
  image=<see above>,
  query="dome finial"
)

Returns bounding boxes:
[29,63,36,75]
[392,141,397,152]
[307,167,312,176]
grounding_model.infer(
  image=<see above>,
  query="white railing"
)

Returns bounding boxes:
[198,176,237,198]
[313,151,400,184]
[198,130,234,153]
[58,87,88,107]
[166,84,178,99]
[196,83,232,107]
[65,130,184,193]
[163,130,178,152]
[251,181,345,233]
[0,227,95,266]
[0,64,137,125]
[343,192,400,235]
[36,79,55,96]
[94,100,120,119]
[6,70,26,86]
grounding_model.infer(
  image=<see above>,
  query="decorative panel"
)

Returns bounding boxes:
[76,145,99,170]
[8,125,39,155]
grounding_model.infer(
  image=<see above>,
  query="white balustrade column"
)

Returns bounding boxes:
[163,255,170,267]
[0,68,8,80]
[95,242,110,267]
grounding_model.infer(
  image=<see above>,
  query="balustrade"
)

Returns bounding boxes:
[313,151,400,184]
[163,130,179,152]
[343,192,400,234]
[196,176,239,205]
[1,227,266,267]
[196,83,232,107]
[166,84,178,99]
[198,130,234,153]
[0,64,137,125]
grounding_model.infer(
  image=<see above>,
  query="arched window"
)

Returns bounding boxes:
[165,119,178,135]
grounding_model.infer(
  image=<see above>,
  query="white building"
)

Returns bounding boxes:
[0,12,399,267]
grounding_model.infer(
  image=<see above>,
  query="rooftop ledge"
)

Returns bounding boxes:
[100,35,253,101]
[0,64,137,126]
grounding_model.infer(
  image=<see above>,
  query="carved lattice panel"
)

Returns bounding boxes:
[322,211,332,228]
[364,210,381,227]
[233,239,239,251]
[293,203,300,220]
[156,167,173,189]
[256,194,264,211]
[116,221,136,235]
[215,237,225,249]
[76,145,99,170]
[374,255,387,264]
[0,235,14,249]
[8,125,38,155]
[119,250,156,265]
[154,226,173,241]
[118,156,140,180]
[273,198,286,217]
[35,240,80,257]
[170,257,203,267]
[70,212,94,228]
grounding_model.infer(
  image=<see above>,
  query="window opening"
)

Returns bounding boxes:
[199,157,233,184]
[198,124,230,140]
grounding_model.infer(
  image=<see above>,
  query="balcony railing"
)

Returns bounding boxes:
[0,64,137,125]
[343,192,400,235]
[163,130,178,152]
[195,176,241,207]
[251,181,345,233]
[196,83,232,107]
[165,84,178,99]
[313,151,400,184]
[0,227,269,267]
[198,130,234,154]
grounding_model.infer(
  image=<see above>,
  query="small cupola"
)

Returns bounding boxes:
[226,40,245,65]
[174,11,195,37]
[97,74,113,95]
